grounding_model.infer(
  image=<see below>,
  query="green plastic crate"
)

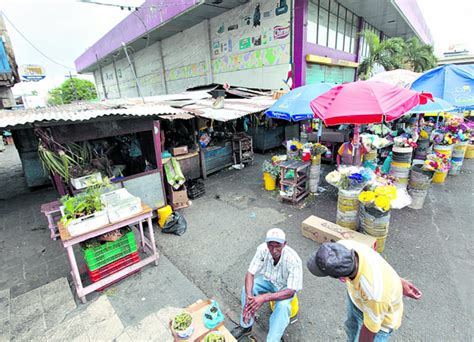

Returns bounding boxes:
[82,230,138,271]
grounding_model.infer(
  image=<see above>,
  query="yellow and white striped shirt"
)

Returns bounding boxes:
[338,240,404,333]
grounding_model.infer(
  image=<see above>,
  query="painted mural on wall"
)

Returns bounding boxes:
[165,61,208,82]
[210,0,290,74]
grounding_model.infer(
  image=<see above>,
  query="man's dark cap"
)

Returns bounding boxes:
[306,243,356,278]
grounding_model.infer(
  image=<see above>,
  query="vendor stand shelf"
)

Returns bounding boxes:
[57,203,158,303]
[279,160,310,203]
[232,133,254,165]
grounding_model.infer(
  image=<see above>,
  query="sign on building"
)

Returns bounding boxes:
[19,64,46,81]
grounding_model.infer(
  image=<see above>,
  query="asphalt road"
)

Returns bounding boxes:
[156,153,473,341]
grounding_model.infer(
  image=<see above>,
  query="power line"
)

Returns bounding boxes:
[1,11,76,71]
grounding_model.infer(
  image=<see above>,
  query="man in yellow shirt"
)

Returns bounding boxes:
[307,241,422,341]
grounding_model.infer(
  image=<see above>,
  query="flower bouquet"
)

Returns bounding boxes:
[445,117,472,141]
[394,136,417,149]
[262,160,280,180]
[422,152,450,173]
[286,139,303,160]
[325,166,373,191]
[430,129,459,145]
[360,134,390,150]
[358,185,397,213]
[312,143,328,155]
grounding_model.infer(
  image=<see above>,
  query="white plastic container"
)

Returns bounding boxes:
[60,208,109,237]
[101,189,142,223]
[71,172,103,190]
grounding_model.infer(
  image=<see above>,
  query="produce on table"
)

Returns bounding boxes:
[172,312,193,332]
[203,331,226,342]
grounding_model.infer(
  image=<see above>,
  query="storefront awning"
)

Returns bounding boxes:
[184,96,276,122]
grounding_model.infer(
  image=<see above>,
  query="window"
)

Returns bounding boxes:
[337,9,346,51]
[328,12,337,49]
[307,0,318,44]
[318,8,328,46]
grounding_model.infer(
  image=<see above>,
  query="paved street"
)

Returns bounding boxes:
[0,144,472,341]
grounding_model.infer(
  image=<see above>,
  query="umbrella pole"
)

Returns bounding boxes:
[353,124,361,166]
[317,119,322,143]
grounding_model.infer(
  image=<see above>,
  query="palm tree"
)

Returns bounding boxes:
[403,37,437,72]
[357,29,405,80]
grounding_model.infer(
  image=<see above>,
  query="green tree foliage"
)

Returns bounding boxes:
[358,30,405,80]
[403,37,437,72]
[358,30,437,79]
[48,78,97,105]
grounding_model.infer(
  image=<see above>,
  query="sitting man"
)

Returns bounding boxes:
[231,228,303,342]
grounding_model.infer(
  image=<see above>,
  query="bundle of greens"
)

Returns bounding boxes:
[204,332,226,342]
[172,312,192,332]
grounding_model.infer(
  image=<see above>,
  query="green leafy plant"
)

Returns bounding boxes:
[204,332,225,342]
[60,179,110,226]
[262,160,279,179]
[172,312,192,332]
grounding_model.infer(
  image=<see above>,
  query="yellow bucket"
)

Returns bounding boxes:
[390,161,411,168]
[157,205,173,228]
[263,172,276,191]
[270,294,299,318]
[464,144,474,159]
[432,171,447,184]
[311,154,321,165]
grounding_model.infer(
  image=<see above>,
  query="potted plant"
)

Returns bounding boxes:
[262,160,279,191]
[203,331,226,342]
[60,180,111,236]
[171,311,194,339]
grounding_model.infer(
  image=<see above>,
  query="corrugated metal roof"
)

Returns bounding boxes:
[184,96,276,122]
[0,101,195,129]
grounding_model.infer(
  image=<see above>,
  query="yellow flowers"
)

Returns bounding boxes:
[420,130,429,139]
[358,191,376,204]
[360,186,396,212]
[374,195,391,212]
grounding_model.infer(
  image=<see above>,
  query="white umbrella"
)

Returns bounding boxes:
[369,69,421,88]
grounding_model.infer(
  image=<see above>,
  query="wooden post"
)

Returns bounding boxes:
[152,120,167,205]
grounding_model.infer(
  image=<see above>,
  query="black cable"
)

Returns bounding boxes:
[1,11,76,71]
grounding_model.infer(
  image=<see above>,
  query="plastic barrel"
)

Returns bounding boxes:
[432,171,447,184]
[359,205,390,253]
[391,146,413,188]
[449,141,468,176]
[308,164,321,193]
[336,189,361,230]
[414,138,430,160]
[465,143,474,159]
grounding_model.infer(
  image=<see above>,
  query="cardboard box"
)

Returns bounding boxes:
[301,215,377,249]
[170,299,236,342]
[170,185,188,204]
[172,145,189,156]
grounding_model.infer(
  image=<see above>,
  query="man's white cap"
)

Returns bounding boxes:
[266,228,286,244]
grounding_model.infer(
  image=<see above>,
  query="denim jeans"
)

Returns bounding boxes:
[345,293,393,342]
[240,275,293,342]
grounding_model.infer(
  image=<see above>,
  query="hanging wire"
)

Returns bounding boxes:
[1,11,76,71]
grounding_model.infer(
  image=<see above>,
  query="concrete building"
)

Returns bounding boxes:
[75,0,432,99]
[438,44,474,66]
[0,14,19,109]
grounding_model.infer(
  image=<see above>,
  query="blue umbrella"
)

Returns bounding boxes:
[408,96,455,113]
[265,83,336,121]
[411,64,474,110]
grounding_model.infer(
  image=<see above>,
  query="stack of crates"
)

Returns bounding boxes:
[81,228,141,291]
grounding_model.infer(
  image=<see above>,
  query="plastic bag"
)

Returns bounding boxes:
[161,212,187,236]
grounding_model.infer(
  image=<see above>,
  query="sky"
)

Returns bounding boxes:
[1,0,473,97]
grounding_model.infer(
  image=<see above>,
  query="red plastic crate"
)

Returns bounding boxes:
[87,252,141,290]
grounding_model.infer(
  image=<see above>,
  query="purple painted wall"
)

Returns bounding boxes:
[394,0,433,44]
[305,43,357,62]
[74,0,199,72]
[293,0,307,87]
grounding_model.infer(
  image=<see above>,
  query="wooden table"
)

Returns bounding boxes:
[58,204,158,303]
[279,160,310,203]
[41,200,62,240]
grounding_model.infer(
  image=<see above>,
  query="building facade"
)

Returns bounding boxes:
[75,0,433,99]
[0,14,19,109]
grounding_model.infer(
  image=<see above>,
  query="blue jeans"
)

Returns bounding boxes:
[240,275,293,342]
[345,293,393,342]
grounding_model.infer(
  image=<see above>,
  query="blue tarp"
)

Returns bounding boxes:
[411,64,474,110]
[265,83,336,121]
[0,41,11,74]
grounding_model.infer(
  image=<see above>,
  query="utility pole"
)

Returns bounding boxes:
[65,71,78,102]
